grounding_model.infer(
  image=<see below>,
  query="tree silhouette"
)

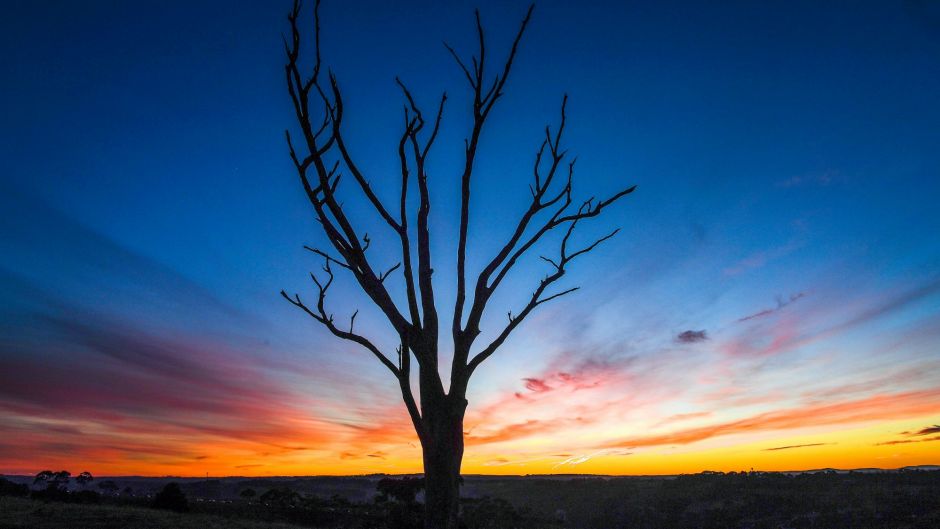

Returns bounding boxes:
[260,486,302,508]
[240,487,257,502]
[151,482,188,512]
[98,480,119,495]
[33,470,54,488]
[376,477,426,505]
[34,470,70,491]
[280,2,635,528]
[75,471,94,488]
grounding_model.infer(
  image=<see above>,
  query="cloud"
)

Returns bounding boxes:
[724,240,803,276]
[762,443,831,451]
[0,290,408,474]
[466,420,558,445]
[738,293,806,322]
[723,278,940,359]
[523,378,552,393]
[776,169,842,188]
[0,188,247,331]
[912,425,940,436]
[676,330,708,343]
[481,456,553,467]
[654,412,712,428]
[876,436,940,446]
[876,425,940,446]
[552,449,632,470]
[608,389,940,449]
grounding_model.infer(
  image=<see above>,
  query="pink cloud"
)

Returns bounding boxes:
[609,389,940,449]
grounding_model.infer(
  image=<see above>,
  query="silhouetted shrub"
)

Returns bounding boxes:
[460,496,523,529]
[151,482,188,512]
[31,484,69,502]
[0,477,29,497]
[260,486,302,507]
[33,470,70,491]
[239,487,256,501]
[376,477,425,504]
[384,501,423,529]
[71,489,101,504]
[75,471,94,487]
[97,480,119,494]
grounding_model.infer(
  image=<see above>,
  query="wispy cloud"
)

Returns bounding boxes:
[776,169,842,188]
[467,419,569,445]
[724,240,803,276]
[608,389,940,449]
[676,330,708,343]
[552,449,631,470]
[763,443,832,451]
[876,436,940,446]
[912,425,940,436]
[523,378,553,393]
[738,293,806,322]
[875,424,940,446]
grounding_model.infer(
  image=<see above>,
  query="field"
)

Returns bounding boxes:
[0,496,304,529]
[2,469,939,528]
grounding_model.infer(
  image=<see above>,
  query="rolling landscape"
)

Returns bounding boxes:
[3,468,940,528]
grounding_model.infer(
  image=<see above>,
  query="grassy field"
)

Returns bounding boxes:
[0,497,306,529]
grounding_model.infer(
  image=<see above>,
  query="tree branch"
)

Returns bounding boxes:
[395,78,442,344]
[466,210,621,374]
[281,259,400,377]
[452,4,535,351]
[284,0,414,340]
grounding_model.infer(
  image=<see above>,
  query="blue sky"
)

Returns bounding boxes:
[1,0,939,475]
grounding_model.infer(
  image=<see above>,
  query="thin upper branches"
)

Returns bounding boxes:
[451,4,535,348]
[454,93,637,374]
[466,204,621,374]
[282,1,636,403]
[281,259,400,377]
[283,0,415,344]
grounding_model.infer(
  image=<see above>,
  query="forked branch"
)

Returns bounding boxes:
[452,4,536,344]
[281,259,401,377]
[466,205,622,374]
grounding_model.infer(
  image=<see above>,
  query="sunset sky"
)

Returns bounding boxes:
[2,0,939,477]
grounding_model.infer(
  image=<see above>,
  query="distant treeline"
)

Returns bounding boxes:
[2,469,939,528]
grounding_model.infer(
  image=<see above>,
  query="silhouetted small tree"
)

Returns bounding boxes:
[240,487,257,502]
[33,470,54,488]
[377,478,426,529]
[377,477,426,505]
[151,482,188,512]
[31,470,71,501]
[98,480,119,495]
[75,471,94,488]
[52,471,69,489]
[460,496,524,529]
[260,486,302,508]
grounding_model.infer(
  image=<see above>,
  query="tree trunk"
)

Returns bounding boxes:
[421,397,466,529]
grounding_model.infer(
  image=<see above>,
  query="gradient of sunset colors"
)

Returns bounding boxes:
[2,0,939,476]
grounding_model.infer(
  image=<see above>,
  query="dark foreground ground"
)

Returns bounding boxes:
[2,469,939,528]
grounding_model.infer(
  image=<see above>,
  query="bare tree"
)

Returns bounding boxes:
[280,2,635,528]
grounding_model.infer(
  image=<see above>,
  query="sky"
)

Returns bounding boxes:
[1,0,939,477]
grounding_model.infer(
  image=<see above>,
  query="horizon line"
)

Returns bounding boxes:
[5,464,938,480]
